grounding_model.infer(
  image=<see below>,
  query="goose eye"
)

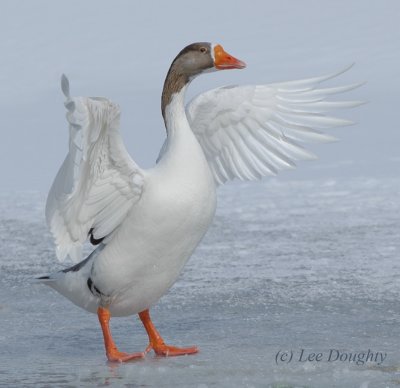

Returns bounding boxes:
[200,47,207,54]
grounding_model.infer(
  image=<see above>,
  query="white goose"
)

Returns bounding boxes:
[39,42,363,362]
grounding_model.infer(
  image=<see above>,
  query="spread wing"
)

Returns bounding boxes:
[46,75,145,262]
[186,65,364,185]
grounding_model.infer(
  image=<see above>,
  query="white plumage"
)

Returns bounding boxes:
[40,42,364,361]
[187,65,364,184]
[44,63,362,316]
[46,75,145,262]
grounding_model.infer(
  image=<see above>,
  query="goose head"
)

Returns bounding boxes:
[162,42,245,120]
[170,42,246,78]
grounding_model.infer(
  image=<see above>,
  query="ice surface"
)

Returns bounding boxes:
[0,178,399,387]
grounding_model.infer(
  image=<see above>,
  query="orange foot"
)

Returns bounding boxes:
[139,309,199,357]
[146,341,198,357]
[98,307,145,363]
[107,347,145,362]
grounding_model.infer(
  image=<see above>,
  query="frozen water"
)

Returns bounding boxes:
[0,177,399,387]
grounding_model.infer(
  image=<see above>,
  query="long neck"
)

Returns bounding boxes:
[162,85,189,138]
[161,64,191,130]
[158,64,209,171]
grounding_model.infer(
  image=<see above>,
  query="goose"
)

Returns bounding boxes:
[39,42,363,362]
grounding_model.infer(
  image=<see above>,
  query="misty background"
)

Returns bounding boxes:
[0,0,398,191]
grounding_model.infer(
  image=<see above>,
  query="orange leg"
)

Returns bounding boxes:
[97,307,144,362]
[138,309,198,356]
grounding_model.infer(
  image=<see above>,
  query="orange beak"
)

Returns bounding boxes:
[213,44,246,70]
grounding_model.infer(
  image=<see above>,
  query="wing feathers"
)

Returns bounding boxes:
[61,74,70,98]
[271,64,355,90]
[187,66,363,184]
[46,76,144,262]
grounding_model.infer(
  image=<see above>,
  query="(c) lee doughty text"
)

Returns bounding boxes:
[275,349,387,366]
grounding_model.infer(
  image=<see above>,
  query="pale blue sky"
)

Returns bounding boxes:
[0,0,398,190]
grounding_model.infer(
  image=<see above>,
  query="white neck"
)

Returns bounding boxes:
[164,85,189,137]
[157,84,207,169]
